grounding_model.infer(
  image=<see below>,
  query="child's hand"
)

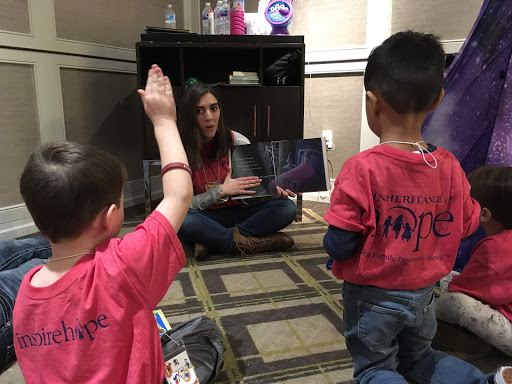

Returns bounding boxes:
[137,64,176,127]
[276,186,296,198]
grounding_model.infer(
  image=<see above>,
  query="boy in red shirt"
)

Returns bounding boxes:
[13,65,193,383]
[436,165,512,358]
[323,31,510,383]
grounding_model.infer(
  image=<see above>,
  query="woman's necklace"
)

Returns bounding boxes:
[202,161,221,185]
[379,140,437,169]
[48,252,94,262]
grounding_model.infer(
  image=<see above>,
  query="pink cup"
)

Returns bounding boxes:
[230,10,245,35]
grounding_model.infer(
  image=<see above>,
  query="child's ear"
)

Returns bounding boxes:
[429,89,445,112]
[480,207,492,223]
[103,204,119,233]
[366,90,380,115]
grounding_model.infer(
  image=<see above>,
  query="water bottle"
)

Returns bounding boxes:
[202,2,211,34]
[164,4,176,29]
[214,1,222,35]
[230,0,245,35]
[220,0,230,35]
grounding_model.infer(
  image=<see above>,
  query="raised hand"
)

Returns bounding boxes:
[218,168,261,198]
[137,64,176,127]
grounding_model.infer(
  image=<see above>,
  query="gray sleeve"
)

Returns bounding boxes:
[190,184,228,210]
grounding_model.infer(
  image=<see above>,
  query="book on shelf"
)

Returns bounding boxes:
[228,79,260,85]
[144,26,191,34]
[231,71,258,78]
[229,137,329,199]
[228,71,259,85]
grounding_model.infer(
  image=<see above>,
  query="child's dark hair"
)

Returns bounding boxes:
[178,83,231,171]
[364,30,445,114]
[467,165,512,229]
[20,141,127,243]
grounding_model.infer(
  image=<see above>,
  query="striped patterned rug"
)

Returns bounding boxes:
[155,207,356,384]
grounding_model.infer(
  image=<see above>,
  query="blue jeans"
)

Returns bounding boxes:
[342,282,493,384]
[178,198,297,254]
[0,237,50,370]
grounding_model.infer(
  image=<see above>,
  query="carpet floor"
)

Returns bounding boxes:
[2,201,509,383]
[156,205,354,383]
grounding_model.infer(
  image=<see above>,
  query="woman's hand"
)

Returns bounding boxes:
[219,168,261,198]
[276,186,297,198]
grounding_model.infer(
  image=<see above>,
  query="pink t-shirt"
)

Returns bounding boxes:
[13,211,185,384]
[449,229,512,322]
[324,145,480,290]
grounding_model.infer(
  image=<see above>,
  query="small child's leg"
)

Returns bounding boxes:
[436,292,512,357]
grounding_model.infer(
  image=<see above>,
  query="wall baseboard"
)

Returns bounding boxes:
[0,176,163,240]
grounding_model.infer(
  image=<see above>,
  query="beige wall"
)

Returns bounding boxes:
[0,0,30,33]
[391,0,482,39]
[0,63,40,207]
[304,76,364,178]
[60,69,143,180]
[54,0,186,48]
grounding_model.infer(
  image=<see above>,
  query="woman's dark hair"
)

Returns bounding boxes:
[178,83,231,171]
[364,30,445,114]
[467,165,512,229]
[20,141,127,243]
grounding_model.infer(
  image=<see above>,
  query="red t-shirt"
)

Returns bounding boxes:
[191,132,240,209]
[13,211,185,384]
[449,229,512,321]
[324,145,480,290]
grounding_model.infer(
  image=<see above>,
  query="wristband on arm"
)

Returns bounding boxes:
[161,162,192,178]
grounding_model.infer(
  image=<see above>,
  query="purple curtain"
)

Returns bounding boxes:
[422,0,512,174]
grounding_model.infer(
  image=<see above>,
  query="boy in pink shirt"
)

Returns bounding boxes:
[323,31,510,383]
[13,65,193,384]
[436,165,512,358]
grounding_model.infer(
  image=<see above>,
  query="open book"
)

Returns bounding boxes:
[229,137,329,199]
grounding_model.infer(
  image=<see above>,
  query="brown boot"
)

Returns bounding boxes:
[232,232,294,256]
[194,243,209,259]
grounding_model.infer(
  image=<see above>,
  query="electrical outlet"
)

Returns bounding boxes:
[322,130,334,150]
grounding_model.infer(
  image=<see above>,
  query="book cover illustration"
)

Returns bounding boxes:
[229,137,329,199]
[154,309,172,337]
[164,346,199,384]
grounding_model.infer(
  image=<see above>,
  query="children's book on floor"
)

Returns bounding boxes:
[229,137,329,199]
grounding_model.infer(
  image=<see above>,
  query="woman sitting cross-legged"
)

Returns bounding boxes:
[177,83,297,258]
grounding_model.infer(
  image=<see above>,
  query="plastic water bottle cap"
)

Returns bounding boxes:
[167,4,172,8]
[205,2,210,6]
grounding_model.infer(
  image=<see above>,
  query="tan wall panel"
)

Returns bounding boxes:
[60,68,143,180]
[0,63,40,207]
[290,0,367,50]
[54,0,185,49]
[391,0,482,40]
[0,0,30,34]
[304,75,363,178]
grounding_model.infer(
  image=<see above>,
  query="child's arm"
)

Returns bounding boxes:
[137,65,193,229]
[323,225,361,261]
[460,169,481,238]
